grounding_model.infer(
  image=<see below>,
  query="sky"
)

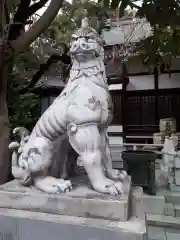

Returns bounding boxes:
[36,0,142,16]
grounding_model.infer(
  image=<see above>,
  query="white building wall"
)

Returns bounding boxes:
[159,73,180,89]
[127,73,180,91]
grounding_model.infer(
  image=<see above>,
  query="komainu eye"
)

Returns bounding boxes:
[72,37,78,41]
[88,33,96,40]
[72,34,78,41]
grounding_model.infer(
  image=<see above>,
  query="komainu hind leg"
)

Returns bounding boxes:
[100,130,127,181]
[68,124,123,195]
[34,176,72,194]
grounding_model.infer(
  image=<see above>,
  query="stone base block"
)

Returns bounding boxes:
[0,175,131,222]
[175,169,180,185]
[169,183,180,192]
[132,187,165,217]
[146,214,180,229]
[0,208,147,240]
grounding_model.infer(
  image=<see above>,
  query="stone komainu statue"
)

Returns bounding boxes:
[9,17,127,195]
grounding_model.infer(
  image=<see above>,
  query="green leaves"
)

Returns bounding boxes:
[48,0,101,44]
[8,46,40,130]
[9,92,40,130]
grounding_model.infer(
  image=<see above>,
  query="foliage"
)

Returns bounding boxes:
[97,0,139,16]
[8,91,40,131]
[48,0,104,45]
[0,0,67,183]
[8,47,41,130]
[100,0,180,67]
[8,0,180,128]
[1,0,62,131]
[13,48,40,73]
[136,26,180,68]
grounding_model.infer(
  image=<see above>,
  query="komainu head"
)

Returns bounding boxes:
[70,17,104,62]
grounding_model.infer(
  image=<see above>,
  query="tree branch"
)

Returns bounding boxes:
[19,53,71,95]
[4,1,10,25]
[26,0,49,19]
[7,0,64,63]
[129,2,140,9]
[13,0,31,24]
[8,0,31,40]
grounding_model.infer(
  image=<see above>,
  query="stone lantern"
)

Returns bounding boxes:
[30,62,66,114]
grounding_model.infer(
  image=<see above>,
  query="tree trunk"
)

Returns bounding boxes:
[0,0,65,184]
[0,40,10,184]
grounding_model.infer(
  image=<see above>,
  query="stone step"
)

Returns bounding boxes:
[164,203,180,217]
[169,184,180,193]
[147,225,180,240]
[132,187,180,218]
[164,192,180,205]
[146,214,180,229]
[132,187,166,217]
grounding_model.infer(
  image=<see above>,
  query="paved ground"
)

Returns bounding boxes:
[148,226,180,240]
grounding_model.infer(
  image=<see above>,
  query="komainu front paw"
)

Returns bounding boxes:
[34,176,72,194]
[52,179,72,194]
[107,169,127,181]
[93,180,124,196]
[105,181,124,196]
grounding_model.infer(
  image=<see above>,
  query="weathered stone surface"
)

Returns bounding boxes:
[132,188,165,216]
[174,204,180,217]
[164,192,180,204]
[166,228,180,240]
[147,226,166,240]
[0,209,147,240]
[169,184,180,192]
[147,226,180,240]
[146,214,180,229]
[175,155,180,168]
[143,196,165,215]
[164,202,180,218]
[0,176,131,221]
[132,187,145,218]
[164,203,175,217]
[175,170,180,186]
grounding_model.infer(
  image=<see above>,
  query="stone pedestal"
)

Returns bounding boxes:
[0,172,131,222]
[0,208,147,240]
[0,174,148,239]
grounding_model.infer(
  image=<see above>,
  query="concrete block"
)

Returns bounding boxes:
[166,228,180,240]
[146,214,180,229]
[0,209,147,240]
[132,188,165,216]
[175,156,180,168]
[174,204,180,217]
[169,184,180,193]
[132,187,145,218]
[0,177,131,222]
[147,226,166,240]
[164,203,175,217]
[155,169,169,189]
[142,196,165,215]
[164,192,180,204]
[175,169,180,185]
